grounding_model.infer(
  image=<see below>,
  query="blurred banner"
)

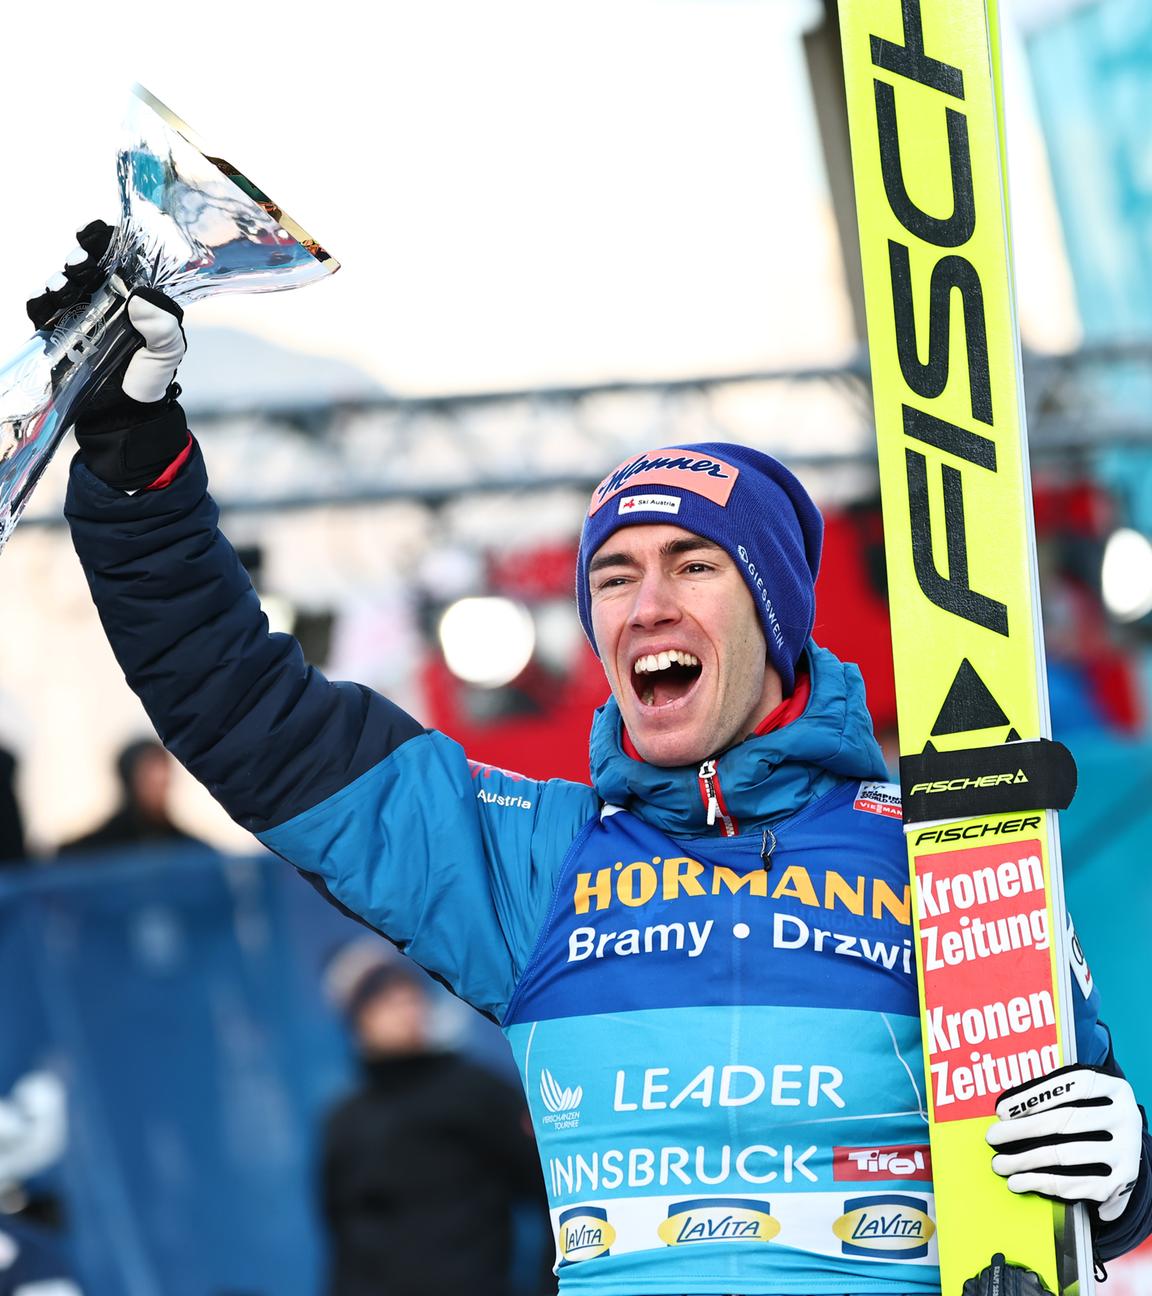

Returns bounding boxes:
[1059,733,1152,1102]
[1027,0,1152,550]
[1027,0,1152,340]
[0,848,356,1296]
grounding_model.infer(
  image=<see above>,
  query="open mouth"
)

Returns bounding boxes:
[631,649,703,708]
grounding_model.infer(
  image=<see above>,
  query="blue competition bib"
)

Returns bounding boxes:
[503,781,940,1295]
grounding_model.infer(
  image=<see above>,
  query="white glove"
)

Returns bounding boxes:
[120,288,186,404]
[986,1064,1143,1222]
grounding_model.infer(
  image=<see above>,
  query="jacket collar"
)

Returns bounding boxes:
[588,642,889,838]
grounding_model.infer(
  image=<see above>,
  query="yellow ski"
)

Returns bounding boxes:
[837,1,1091,1292]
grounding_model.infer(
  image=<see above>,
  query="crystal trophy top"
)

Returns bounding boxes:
[0,83,339,552]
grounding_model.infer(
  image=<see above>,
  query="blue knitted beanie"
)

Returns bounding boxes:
[576,442,823,695]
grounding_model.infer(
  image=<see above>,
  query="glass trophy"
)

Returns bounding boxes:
[0,83,339,553]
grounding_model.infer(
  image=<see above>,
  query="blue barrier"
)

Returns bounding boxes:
[0,846,364,1296]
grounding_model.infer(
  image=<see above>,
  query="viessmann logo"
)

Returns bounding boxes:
[657,1198,780,1246]
[834,1145,932,1182]
[540,1069,582,1131]
[854,781,903,820]
[557,1205,615,1264]
[833,1194,936,1260]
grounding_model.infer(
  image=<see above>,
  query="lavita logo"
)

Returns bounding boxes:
[833,1194,936,1261]
[557,1206,614,1264]
[540,1069,582,1130]
[657,1197,780,1246]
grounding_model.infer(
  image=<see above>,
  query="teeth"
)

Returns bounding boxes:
[632,650,701,675]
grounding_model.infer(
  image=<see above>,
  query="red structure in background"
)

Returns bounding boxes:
[421,516,899,783]
[422,540,607,782]
[1033,477,1142,733]
[812,507,896,733]
[421,485,1141,784]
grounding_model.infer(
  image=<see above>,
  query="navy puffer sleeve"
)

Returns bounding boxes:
[1095,1035,1152,1262]
[64,441,424,834]
[65,442,599,1016]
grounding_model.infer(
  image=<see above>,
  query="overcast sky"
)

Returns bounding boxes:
[0,0,1080,396]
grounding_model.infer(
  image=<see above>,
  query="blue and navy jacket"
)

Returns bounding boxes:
[65,443,1152,1294]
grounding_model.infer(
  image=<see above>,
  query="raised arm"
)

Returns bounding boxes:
[65,440,424,831]
[45,230,598,1018]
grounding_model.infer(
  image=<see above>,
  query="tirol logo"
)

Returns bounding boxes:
[658,1198,781,1246]
[588,450,739,516]
[557,1205,615,1264]
[834,1145,933,1182]
[833,1195,935,1260]
[540,1069,582,1131]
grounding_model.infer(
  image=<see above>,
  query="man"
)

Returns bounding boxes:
[320,944,552,1296]
[37,230,1152,1293]
[56,738,200,858]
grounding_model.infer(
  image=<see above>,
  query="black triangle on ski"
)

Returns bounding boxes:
[931,659,1011,736]
[1006,728,1021,742]
[922,740,937,753]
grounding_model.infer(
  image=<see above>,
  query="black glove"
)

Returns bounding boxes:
[29,222,189,491]
[26,219,115,332]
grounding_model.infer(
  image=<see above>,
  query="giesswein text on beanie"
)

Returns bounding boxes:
[576,443,823,695]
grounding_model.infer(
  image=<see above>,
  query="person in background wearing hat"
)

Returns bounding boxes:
[320,942,551,1296]
[56,738,202,859]
[43,233,1152,1293]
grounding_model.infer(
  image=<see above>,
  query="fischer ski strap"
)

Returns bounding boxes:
[837,2,1092,1293]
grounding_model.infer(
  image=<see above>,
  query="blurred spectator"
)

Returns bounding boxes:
[0,1071,80,1294]
[56,739,201,859]
[0,750,24,865]
[321,945,554,1296]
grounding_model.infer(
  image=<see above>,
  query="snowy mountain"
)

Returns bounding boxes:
[178,326,388,415]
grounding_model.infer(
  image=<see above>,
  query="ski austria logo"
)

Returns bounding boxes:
[657,1198,780,1246]
[833,1194,935,1259]
[558,1205,615,1264]
[540,1069,582,1131]
[854,781,903,820]
[617,493,681,516]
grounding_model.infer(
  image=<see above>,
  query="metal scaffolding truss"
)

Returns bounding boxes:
[191,341,1152,509]
[182,357,879,515]
[22,342,1152,524]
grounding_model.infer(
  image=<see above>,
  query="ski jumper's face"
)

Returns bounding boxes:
[588,523,783,768]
